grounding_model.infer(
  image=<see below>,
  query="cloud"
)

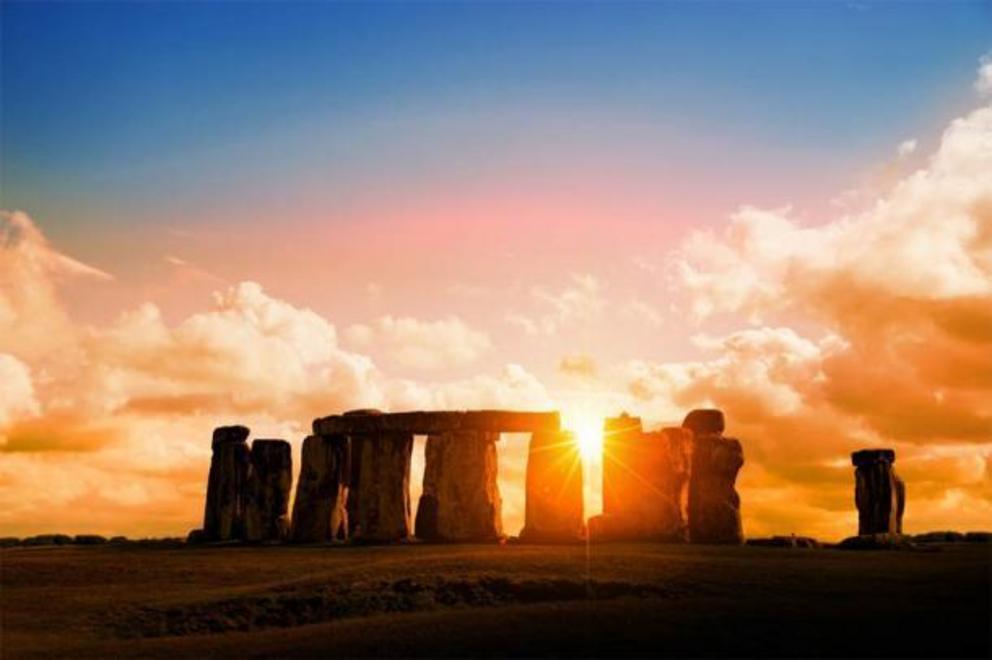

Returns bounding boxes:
[897,138,917,157]
[976,53,992,97]
[0,354,40,433]
[507,273,605,335]
[345,315,491,370]
[559,353,598,379]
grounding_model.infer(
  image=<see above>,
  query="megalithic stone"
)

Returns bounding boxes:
[601,413,643,519]
[290,434,350,543]
[684,409,743,544]
[415,431,502,542]
[520,430,584,542]
[648,427,693,541]
[852,449,905,535]
[245,439,292,542]
[203,425,251,541]
[351,431,414,542]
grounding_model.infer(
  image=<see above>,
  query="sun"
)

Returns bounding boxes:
[575,422,603,462]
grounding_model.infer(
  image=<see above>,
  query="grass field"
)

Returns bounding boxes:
[1,542,989,658]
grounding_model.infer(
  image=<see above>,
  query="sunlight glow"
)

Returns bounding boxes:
[576,424,603,462]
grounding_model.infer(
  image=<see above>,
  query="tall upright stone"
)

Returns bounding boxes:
[601,413,644,519]
[684,410,744,544]
[520,430,584,542]
[415,431,502,542]
[593,417,692,542]
[351,431,414,542]
[244,439,292,542]
[290,434,350,543]
[203,425,251,541]
[852,449,905,535]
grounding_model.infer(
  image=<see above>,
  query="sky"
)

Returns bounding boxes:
[1,1,990,540]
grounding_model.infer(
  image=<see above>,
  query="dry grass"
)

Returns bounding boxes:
[1,542,989,658]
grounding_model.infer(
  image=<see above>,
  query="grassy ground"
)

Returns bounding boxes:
[1,542,989,658]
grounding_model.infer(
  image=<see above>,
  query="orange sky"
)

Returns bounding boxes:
[2,60,991,542]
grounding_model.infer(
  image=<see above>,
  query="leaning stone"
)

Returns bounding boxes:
[203,425,252,541]
[245,439,293,542]
[520,430,584,542]
[351,432,414,542]
[681,409,725,436]
[73,534,108,545]
[852,449,904,535]
[687,433,744,544]
[290,434,350,543]
[416,431,502,542]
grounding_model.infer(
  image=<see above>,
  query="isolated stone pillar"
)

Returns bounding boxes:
[245,439,292,542]
[852,449,905,535]
[520,430,584,542]
[351,431,414,542]
[203,425,251,541]
[415,431,502,542]
[290,434,350,543]
[684,410,744,544]
[601,413,644,518]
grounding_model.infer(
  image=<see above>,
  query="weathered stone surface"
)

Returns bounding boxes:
[245,439,292,542]
[314,410,560,436]
[415,431,502,542]
[203,426,251,541]
[597,418,692,541]
[686,431,744,544]
[681,409,725,436]
[520,431,584,542]
[852,449,904,535]
[290,434,350,543]
[351,432,414,542]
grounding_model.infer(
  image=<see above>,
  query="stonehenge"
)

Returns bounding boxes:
[245,439,293,542]
[415,431,502,542]
[685,410,745,544]
[852,449,905,535]
[520,430,585,542]
[592,415,692,541]
[202,425,251,541]
[194,408,754,546]
[290,434,350,543]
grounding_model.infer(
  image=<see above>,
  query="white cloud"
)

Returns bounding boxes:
[507,273,605,335]
[345,315,491,370]
[976,53,992,97]
[897,138,917,157]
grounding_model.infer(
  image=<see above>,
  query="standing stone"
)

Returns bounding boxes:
[203,425,251,541]
[684,410,744,544]
[290,434,350,543]
[520,430,584,542]
[852,449,905,535]
[415,431,502,542]
[351,432,414,542]
[594,418,692,542]
[341,409,380,538]
[245,439,292,542]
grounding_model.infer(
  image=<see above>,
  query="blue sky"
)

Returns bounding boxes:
[2,1,990,231]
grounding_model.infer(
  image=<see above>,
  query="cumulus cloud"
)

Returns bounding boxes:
[647,60,992,538]
[345,315,491,370]
[507,273,605,335]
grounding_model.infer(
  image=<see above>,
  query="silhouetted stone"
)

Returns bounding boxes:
[747,535,820,548]
[520,430,584,542]
[290,434,350,543]
[21,534,72,546]
[416,431,502,542]
[351,431,414,542]
[245,439,293,542]
[686,430,744,544]
[73,534,108,545]
[837,533,919,550]
[203,425,251,541]
[315,410,560,436]
[185,529,208,544]
[681,409,725,436]
[852,449,905,535]
[597,419,692,541]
